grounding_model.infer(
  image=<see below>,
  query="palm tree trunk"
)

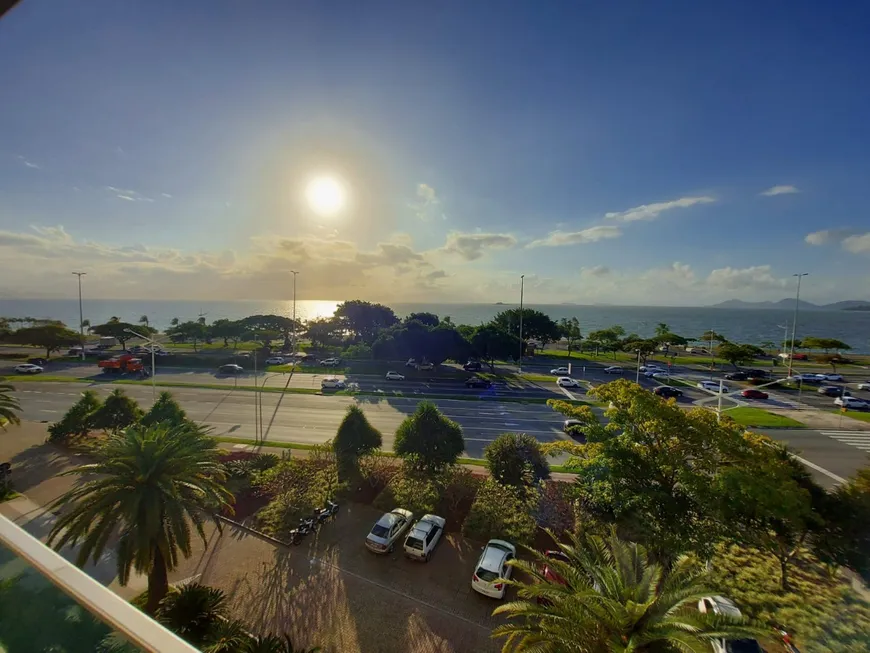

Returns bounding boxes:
[145,546,169,615]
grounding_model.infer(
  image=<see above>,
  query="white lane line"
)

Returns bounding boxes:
[560,388,577,400]
[789,453,847,484]
[39,409,58,414]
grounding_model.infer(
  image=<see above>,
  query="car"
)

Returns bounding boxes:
[818,385,850,397]
[405,358,417,367]
[536,550,571,604]
[465,377,492,389]
[858,382,870,391]
[603,366,623,374]
[463,361,482,371]
[365,508,413,554]
[472,539,516,599]
[319,358,341,367]
[562,419,585,441]
[265,357,285,365]
[793,353,809,361]
[835,396,868,410]
[26,357,47,366]
[650,372,670,380]
[745,369,770,378]
[697,381,729,393]
[218,363,243,374]
[549,367,570,375]
[724,372,748,381]
[320,377,346,389]
[416,361,435,371]
[698,596,764,653]
[403,514,446,561]
[741,389,769,400]
[235,351,252,359]
[653,386,683,398]
[556,376,580,388]
[13,363,43,374]
[385,371,405,381]
[823,373,844,381]
[639,365,663,373]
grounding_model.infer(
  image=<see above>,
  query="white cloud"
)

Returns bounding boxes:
[842,233,870,254]
[805,229,855,246]
[527,225,622,247]
[579,265,610,277]
[760,185,799,196]
[17,155,40,169]
[161,193,173,199]
[706,265,788,290]
[105,186,154,202]
[442,232,517,260]
[411,183,443,221]
[605,196,715,222]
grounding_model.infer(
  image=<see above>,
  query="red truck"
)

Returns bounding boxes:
[98,354,144,374]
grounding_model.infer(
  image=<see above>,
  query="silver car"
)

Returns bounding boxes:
[365,508,413,554]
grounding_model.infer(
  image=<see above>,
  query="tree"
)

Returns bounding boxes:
[240,315,301,351]
[244,634,321,653]
[717,342,764,369]
[815,353,849,373]
[471,324,520,370]
[167,320,209,351]
[405,312,440,328]
[0,381,21,429]
[698,329,729,345]
[558,317,582,358]
[587,326,625,358]
[209,319,247,348]
[6,324,80,358]
[462,478,537,545]
[334,300,399,343]
[91,318,155,350]
[333,405,382,466]
[92,388,143,433]
[814,467,870,583]
[139,315,150,328]
[305,318,343,349]
[141,391,188,427]
[394,401,465,473]
[47,423,233,614]
[800,336,852,353]
[492,308,561,345]
[157,583,229,649]
[47,389,102,442]
[485,433,550,490]
[653,323,688,355]
[493,530,762,652]
[621,337,657,364]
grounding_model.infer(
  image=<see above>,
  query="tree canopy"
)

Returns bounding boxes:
[404,312,440,328]
[334,300,399,343]
[91,318,156,349]
[470,324,519,368]
[800,336,851,353]
[5,323,80,358]
[333,405,382,464]
[558,317,582,357]
[492,308,562,345]
[717,342,764,368]
[484,433,550,490]
[394,401,465,473]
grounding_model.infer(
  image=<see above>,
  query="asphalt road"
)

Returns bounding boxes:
[759,428,870,489]
[13,381,569,459]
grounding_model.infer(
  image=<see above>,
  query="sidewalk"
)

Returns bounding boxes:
[766,408,870,431]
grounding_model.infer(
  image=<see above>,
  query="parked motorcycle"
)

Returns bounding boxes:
[314,500,340,523]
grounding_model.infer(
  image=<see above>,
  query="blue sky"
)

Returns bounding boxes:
[1,0,869,305]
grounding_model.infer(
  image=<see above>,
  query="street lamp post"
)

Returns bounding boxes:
[124,328,162,400]
[787,273,809,378]
[290,270,299,357]
[518,275,525,372]
[72,272,86,361]
[635,349,641,384]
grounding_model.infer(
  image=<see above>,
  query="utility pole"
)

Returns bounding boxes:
[518,275,525,372]
[635,349,641,384]
[72,272,86,361]
[787,273,809,378]
[290,270,299,356]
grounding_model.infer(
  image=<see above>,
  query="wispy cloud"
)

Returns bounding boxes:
[805,229,853,246]
[161,193,172,199]
[580,265,611,277]
[605,196,715,222]
[760,185,799,196]
[410,183,445,221]
[528,225,622,247]
[17,155,40,169]
[442,232,517,260]
[842,233,870,254]
[105,186,154,202]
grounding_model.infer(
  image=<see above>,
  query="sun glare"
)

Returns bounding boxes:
[305,176,346,216]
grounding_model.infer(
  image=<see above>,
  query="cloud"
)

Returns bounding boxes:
[804,229,855,246]
[579,265,610,277]
[161,193,172,199]
[528,226,622,247]
[411,183,444,221]
[760,185,799,196]
[105,186,154,202]
[17,155,40,169]
[842,233,870,254]
[425,269,448,281]
[605,196,715,222]
[442,232,517,260]
[706,265,787,290]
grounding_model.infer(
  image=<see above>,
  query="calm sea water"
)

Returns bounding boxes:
[2,299,869,353]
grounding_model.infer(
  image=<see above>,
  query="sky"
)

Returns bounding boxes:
[1,0,869,307]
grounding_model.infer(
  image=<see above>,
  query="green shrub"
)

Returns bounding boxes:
[141,391,188,427]
[462,479,537,545]
[373,467,440,516]
[334,405,382,466]
[484,432,550,490]
[92,389,142,433]
[47,390,101,442]
[394,401,465,473]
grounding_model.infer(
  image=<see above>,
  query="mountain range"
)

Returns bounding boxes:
[709,299,870,311]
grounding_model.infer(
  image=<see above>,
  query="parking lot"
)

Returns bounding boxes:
[169,504,520,653]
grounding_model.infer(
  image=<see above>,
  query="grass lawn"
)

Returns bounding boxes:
[828,409,870,423]
[710,543,870,653]
[724,407,805,428]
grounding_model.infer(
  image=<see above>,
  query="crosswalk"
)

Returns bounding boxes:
[820,431,870,452]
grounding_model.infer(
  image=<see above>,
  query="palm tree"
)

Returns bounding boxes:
[493,530,763,652]
[244,634,321,653]
[81,318,92,334]
[139,315,150,328]
[170,317,180,327]
[157,583,228,648]
[0,381,21,429]
[47,423,234,614]
[203,619,251,653]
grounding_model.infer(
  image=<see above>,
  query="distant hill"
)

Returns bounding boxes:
[710,299,870,311]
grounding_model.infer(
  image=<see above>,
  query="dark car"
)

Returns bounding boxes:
[465,377,492,389]
[724,372,748,381]
[653,386,683,399]
[741,389,769,400]
[27,357,48,366]
[463,361,482,372]
[537,550,571,604]
[218,363,244,374]
[818,385,850,397]
[745,369,770,378]
[562,419,586,442]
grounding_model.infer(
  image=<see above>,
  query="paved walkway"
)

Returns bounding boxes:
[768,408,870,431]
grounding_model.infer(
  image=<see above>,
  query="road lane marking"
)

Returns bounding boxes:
[788,453,847,484]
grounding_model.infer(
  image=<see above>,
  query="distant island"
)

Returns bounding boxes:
[494,302,505,305]
[710,299,870,311]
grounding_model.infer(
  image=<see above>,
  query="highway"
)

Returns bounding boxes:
[13,381,568,459]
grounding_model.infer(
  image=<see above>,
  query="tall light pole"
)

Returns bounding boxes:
[787,273,809,378]
[124,328,160,400]
[290,270,299,356]
[518,275,525,372]
[72,272,86,361]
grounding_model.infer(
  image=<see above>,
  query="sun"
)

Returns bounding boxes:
[305,176,346,216]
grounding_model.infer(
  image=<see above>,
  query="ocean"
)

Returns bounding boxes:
[2,298,869,353]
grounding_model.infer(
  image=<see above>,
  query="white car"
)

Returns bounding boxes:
[472,539,516,599]
[550,367,570,375]
[603,366,623,374]
[697,381,729,393]
[698,596,764,653]
[365,508,413,554]
[320,377,346,389]
[835,396,868,410]
[650,372,670,380]
[858,382,870,391]
[556,377,580,388]
[644,369,667,378]
[385,371,405,381]
[416,362,434,371]
[14,363,43,374]
[320,358,341,367]
[639,365,664,373]
[265,357,285,365]
[403,514,446,561]
[823,373,844,381]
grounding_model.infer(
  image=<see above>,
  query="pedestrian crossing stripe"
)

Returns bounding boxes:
[820,431,870,452]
